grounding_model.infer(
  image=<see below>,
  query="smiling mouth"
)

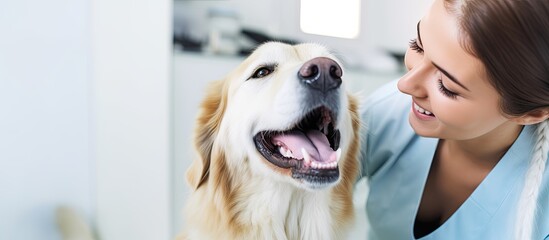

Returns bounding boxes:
[253,106,341,186]
[414,102,435,117]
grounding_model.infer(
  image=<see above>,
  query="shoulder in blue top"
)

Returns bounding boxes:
[359,80,549,240]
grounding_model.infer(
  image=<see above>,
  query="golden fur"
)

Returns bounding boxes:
[179,42,361,240]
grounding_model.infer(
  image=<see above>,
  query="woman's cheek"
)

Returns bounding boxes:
[435,98,469,127]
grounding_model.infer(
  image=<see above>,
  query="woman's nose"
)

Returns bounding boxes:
[397,48,430,97]
[397,61,429,98]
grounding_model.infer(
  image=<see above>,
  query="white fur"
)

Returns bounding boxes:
[221,42,350,190]
[233,179,335,240]
[181,42,358,240]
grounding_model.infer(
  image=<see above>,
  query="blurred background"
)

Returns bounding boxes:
[1,0,429,239]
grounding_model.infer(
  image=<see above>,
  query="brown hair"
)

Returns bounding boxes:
[445,0,549,116]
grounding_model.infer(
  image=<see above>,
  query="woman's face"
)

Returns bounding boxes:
[397,0,514,140]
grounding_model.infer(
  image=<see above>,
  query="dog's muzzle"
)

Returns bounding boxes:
[253,57,345,189]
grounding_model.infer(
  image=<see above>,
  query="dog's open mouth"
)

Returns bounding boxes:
[253,106,341,186]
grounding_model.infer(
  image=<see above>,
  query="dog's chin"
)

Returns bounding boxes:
[253,106,342,190]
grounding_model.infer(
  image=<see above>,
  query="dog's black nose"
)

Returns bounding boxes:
[298,57,342,93]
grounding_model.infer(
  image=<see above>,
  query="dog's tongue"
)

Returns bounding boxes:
[272,130,335,162]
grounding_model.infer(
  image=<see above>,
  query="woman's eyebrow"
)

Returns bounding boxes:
[417,21,423,47]
[432,62,470,91]
[417,21,470,91]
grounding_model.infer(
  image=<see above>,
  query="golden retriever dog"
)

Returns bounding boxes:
[180,42,360,240]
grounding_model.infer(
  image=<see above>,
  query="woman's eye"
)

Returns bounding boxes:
[409,38,424,54]
[250,67,274,79]
[437,79,458,99]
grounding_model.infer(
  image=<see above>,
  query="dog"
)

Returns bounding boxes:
[179,42,361,240]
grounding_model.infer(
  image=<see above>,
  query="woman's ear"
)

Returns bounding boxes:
[186,79,228,190]
[511,108,549,125]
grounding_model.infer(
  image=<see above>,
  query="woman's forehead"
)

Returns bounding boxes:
[421,0,488,89]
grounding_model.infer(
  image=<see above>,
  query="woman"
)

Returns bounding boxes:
[360,0,549,239]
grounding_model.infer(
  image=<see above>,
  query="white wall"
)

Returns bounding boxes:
[0,1,93,240]
[92,0,172,239]
[0,0,173,239]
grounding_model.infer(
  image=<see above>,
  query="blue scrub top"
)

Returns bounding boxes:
[360,80,549,240]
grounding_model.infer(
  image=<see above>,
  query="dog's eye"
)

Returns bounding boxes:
[250,66,274,79]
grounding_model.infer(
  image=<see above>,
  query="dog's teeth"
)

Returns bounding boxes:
[279,146,294,158]
[278,146,285,156]
[335,148,342,162]
[301,148,312,165]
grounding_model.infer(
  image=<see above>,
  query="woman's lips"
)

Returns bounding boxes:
[412,101,436,120]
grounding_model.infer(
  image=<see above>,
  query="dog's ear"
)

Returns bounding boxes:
[186,79,228,190]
